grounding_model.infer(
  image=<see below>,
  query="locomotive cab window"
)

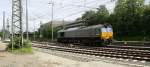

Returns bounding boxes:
[60,32,64,37]
[107,27,113,32]
[58,32,64,38]
[96,28,101,35]
[101,28,107,32]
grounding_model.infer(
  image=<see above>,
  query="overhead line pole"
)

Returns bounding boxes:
[6,18,10,39]
[12,0,23,48]
[84,0,86,8]
[20,0,23,47]
[3,12,5,40]
[52,1,54,42]
[49,0,54,42]
[33,23,35,41]
[84,0,86,25]
[11,0,14,51]
[26,0,29,40]
[39,21,42,38]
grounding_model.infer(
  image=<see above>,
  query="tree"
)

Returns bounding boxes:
[97,5,109,24]
[73,0,150,40]
[112,0,144,37]
[81,10,97,25]
[114,0,128,16]
[81,5,109,25]
[0,32,2,38]
[142,5,150,37]
[39,22,59,40]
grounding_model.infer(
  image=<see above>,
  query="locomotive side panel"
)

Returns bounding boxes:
[57,24,113,45]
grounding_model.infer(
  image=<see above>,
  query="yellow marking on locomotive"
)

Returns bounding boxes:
[101,32,113,40]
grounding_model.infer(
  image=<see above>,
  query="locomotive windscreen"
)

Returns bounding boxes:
[107,28,113,32]
[101,27,113,32]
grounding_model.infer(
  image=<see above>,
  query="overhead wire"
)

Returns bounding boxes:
[29,0,112,20]
[28,0,115,23]
[58,0,116,15]
[58,2,113,21]
[26,0,116,31]
[55,0,115,19]
[54,0,99,11]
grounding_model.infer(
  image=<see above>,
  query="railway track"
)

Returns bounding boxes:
[32,42,150,62]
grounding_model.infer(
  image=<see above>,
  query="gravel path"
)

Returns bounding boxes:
[34,47,150,67]
[0,41,149,67]
[33,50,128,67]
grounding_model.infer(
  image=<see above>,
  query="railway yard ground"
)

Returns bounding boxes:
[0,41,150,67]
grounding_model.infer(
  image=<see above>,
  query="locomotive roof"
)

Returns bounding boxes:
[58,27,80,32]
[58,24,105,32]
[83,24,104,29]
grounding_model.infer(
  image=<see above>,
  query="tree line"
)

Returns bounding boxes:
[76,0,150,40]
[38,0,150,41]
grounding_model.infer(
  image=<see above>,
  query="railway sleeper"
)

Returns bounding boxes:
[34,45,150,62]
[89,51,150,58]
[93,54,150,62]
[96,47,150,52]
[35,45,150,57]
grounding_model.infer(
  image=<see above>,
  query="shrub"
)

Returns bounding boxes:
[7,37,33,54]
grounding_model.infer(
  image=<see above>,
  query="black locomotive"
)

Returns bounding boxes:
[57,24,113,46]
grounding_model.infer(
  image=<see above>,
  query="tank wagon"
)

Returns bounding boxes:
[57,24,113,46]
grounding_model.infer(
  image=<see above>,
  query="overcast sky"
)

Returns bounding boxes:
[0,0,149,32]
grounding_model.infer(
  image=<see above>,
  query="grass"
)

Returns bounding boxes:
[8,47,33,54]
[115,36,150,41]
[7,37,33,54]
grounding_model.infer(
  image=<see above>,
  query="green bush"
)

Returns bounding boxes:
[0,32,2,37]
[7,37,33,54]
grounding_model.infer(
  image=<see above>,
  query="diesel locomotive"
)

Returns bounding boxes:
[57,24,113,46]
